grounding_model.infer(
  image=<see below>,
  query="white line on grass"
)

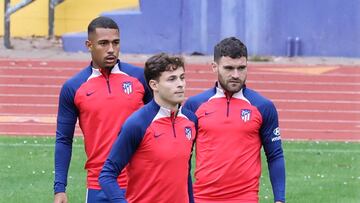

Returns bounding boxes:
[1,143,360,153]
[0,143,83,148]
[285,148,360,153]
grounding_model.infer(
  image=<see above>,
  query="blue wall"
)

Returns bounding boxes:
[187,0,360,57]
[63,0,360,57]
[265,0,360,57]
[103,0,183,54]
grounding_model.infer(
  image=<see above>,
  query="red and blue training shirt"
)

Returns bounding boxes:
[54,60,152,193]
[183,83,285,203]
[99,99,197,203]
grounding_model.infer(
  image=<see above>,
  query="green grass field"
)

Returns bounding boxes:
[0,136,359,203]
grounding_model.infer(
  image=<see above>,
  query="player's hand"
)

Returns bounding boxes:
[54,192,68,203]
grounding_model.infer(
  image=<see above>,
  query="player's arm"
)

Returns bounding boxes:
[183,99,194,112]
[183,97,200,113]
[187,173,194,203]
[142,83,153,104]
[187,136,196,203]
[260,102,286,203]
[132,64,153,104]
[183,97,200,203]
[54,84,78,202]
[99,120,143,203]
[186,111,198,203]
[187,140,196,203]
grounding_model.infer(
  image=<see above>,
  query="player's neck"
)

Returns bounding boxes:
[154,96,179,112]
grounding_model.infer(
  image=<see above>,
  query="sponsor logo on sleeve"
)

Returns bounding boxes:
[241,109,251,122]
[185,127,192,140]
[271,127,281,142]
[122,81,133,95]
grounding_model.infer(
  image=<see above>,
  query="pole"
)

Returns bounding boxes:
[48,0,64,39]
[4,0,36,49]
[48,0,54,38]
[4,0,11,48]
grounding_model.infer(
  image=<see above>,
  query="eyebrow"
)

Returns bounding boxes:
[224,65,247,69]
[98,39,120,42]
[167,72,185,78]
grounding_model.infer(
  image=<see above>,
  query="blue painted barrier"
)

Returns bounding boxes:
[62,0,360,57]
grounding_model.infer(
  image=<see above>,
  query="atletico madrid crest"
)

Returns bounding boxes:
[241,109,251,122]
[185,127,192,140]
[122,82,133,95]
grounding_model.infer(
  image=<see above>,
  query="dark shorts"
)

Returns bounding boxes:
[86,188,126,203]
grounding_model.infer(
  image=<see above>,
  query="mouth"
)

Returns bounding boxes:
[105,56,117,62]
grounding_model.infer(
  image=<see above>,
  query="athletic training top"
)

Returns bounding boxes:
[99,100,197,203]
[54,60,152,193]
[183,84,285,203]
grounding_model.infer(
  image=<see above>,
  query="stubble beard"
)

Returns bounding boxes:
[219,79,244,94]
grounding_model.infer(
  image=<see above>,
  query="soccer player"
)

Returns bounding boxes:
[53,16,152,203]
[99,53,197,203]
[184,37,286,203]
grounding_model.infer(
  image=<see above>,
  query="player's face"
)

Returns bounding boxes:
[213,56,247,94]
[151,67,186,109]
[86,28,120,69]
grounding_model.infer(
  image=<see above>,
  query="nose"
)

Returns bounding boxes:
[231,69,240,78]
[108,44,114,53]
[178,78,186,88]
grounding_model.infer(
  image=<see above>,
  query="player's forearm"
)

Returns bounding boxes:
[187,174,194,203]
[99,160,126,202]
[268,157,286,202]
[54,141,72,193]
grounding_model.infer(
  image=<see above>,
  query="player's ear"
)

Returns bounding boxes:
[85,40,92,51]
[211,61,218,73]
[148,79,158,92]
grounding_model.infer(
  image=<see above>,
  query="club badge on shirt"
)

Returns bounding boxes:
[241,109,251,122]
[122,81,133,95]
[185,127,192,140]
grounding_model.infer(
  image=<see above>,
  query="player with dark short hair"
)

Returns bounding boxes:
[184,37,286,203]
[53,16,152,203]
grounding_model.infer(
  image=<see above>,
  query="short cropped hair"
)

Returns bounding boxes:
[87,16,119,35]
[144,53,184,85]
[214,37,248,62]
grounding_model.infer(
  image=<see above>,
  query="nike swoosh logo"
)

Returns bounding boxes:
[205,111,216,116]
[86,91,96,96]
[154,133,165,138]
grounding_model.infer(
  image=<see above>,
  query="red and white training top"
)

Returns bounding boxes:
[54,61,152,193]
[99,100,197,203]
[184,84,285,203]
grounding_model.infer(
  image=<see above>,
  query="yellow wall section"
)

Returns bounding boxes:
[54,0,139,35]
[0,0,47,36]
[0,0,138,37]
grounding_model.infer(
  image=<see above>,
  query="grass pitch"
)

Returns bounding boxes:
[0,136,359,202]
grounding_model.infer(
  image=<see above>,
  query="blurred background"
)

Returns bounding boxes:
[0,1,359,203]
[1,0,360,57]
